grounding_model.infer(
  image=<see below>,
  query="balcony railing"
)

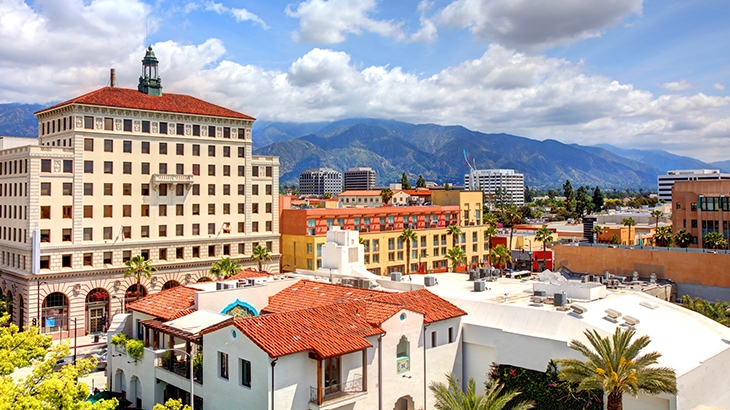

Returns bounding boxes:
[309,376,364,405]
[154,355,203,384]
[151,174,194,189]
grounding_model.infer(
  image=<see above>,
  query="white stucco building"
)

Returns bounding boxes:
[464,169,525,207]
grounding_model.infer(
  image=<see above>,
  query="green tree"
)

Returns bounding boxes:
[591,225,604,243]
[674,229,692,248]
[446,247,466,272]
[323,192,333,199]
[251,245,272,272]
[153,399,191,410]
[557,328,677,410]
[401,172,412,190]
[416,174,427,188]
[444,182,452,191]
[380,188,394,204]
[210,257,242,279]
[503,206,522,251]
[703,231,728,250]
[124,255,157,298]
[534,226,554,270]
[399,228,418,275]
[592,186,604,212]
[654,226,673,247]
[447,224,462,248]
[563,180,575,212]
[490,245,512,269]
[524,185,534,203]
[650,209,663,234]
[483,212,499,228]
[621,217,636,245]
[483,225,498,266]
[681,295,730,326]
[429,372,533,410]
[574,186,593,218]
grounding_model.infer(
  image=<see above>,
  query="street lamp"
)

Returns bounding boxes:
[36,280,47,328]
[154,348,194,410]
[71,318,78,364]
[112,295,124,314]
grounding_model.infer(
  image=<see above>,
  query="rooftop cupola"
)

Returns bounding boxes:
[138,45,162,96]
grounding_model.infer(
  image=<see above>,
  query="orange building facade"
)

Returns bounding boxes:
[672,180,730,248]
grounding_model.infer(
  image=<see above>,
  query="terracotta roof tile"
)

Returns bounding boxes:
[364,301,404,326]
[36,87,254,120]
[126,286,198,321]
[371,289,467,324]
[262,281,390,314]
[226,269,277,281]
[232,302,382,359]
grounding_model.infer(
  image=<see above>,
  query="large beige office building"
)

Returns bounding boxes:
[0,47,279,338]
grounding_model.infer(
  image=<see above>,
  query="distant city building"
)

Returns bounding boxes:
[672,179,730,248]
[464,169,525,206]
[657,169,730,202]
[299,167,342,196]
[344,167,376,191]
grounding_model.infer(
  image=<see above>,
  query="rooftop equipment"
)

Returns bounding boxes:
[553,292,567,306]
[571,304,588,316]
[604,309,622,322]
[474,281,485,292]
[624,316,640,326]
[424,276,437,287]
[391,272,402,282]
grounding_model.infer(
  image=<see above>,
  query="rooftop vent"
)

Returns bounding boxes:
[604,309,622,322]
[530,296,545,305]
[571,304,587,316]
[640,301,658,310]
[624,316,640,326]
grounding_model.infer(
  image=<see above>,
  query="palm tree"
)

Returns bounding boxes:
[445,247,466,272]
[483,225,498,266]
[674,229,692,248]
[210,257,242,279]
[557,328,677,410]
[490,245,511,269]
[447,224,462,248]
[483,212,499,228]
[399,228,418,275]
[503,206,522,251]
[380,188,393,205]
[591,225,604,243]
[124,255,157,298]
[650,210,663,234]
[653,226,673,247]
[429,372,533,410]
[534,226,554,271]
[621,217,636,245]
[251,245,272,272]
[703,231,728,250]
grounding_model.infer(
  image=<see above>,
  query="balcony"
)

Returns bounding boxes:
[309,376,366,410]
[151,174,194,189]
[154,353,203,385]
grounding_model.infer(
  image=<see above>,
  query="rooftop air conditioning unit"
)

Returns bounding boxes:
[553,292,567,306]
[623,316,640,326]
[424,276,437,287]
[534,290,547,297]
[391,272,402,282]
[473,280,485,292]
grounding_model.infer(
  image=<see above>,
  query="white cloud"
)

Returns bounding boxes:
[660,80,696,92]
[713,82,726,91]
[204,1,269,29]
[436,0,642,49]
[285,0,405,44]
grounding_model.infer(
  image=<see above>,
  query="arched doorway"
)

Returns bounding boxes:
[85,288,109,334]
[394,395,415,410]
[196,277,212,283]
[161,280,181,290]
[5,291,13,325]
[129,376,142,408]
[124,284,147,306]
[42,292,68,334]
[115,369,126,396]
[18,295,24,328]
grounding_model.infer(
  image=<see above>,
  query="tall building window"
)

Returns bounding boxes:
[219,352,229,379]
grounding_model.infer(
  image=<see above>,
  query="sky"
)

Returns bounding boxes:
[0,0,728,161]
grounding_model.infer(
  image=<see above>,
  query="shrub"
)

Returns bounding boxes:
[110,333,129,346]
[126,339,145,362]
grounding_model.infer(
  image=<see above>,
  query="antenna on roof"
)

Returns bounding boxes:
[110,69,116,88]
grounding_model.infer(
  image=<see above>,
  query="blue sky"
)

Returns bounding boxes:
[0,0,728,161]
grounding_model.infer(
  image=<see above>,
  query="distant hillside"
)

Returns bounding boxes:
[709,160,730,173]
[254,119,662,189]
[593,144,714,173]
[0,103,43,137]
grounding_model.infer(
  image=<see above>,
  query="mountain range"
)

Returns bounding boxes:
[2,103,728,189]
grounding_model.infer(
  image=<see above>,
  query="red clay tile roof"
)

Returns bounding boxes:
[226,269,277,281]
[372,288,467,324]
[364,301,404,326]
[262,281,390,314]
[36,87,255,120]
[264,281,466,324]
[126,286,199,321]
[232,302,382,359]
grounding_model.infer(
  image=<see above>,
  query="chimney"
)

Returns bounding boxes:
[110,68,116,88]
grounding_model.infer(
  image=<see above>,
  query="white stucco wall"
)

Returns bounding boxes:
[676,345,730,409]
[195,285,270,315]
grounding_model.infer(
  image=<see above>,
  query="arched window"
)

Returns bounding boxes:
[5,291,13,324]
[124,284,147,305]
[196,277,212,283]
[396,336,410,374]
[161,280,181,290]
[42,292,69,333]
[86,288,109,334]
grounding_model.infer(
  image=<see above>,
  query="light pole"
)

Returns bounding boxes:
[71,318,78,364]
[154,348,194,410]
[36,279,47,328]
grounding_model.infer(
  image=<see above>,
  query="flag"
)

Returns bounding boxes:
[120,227,125,242]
